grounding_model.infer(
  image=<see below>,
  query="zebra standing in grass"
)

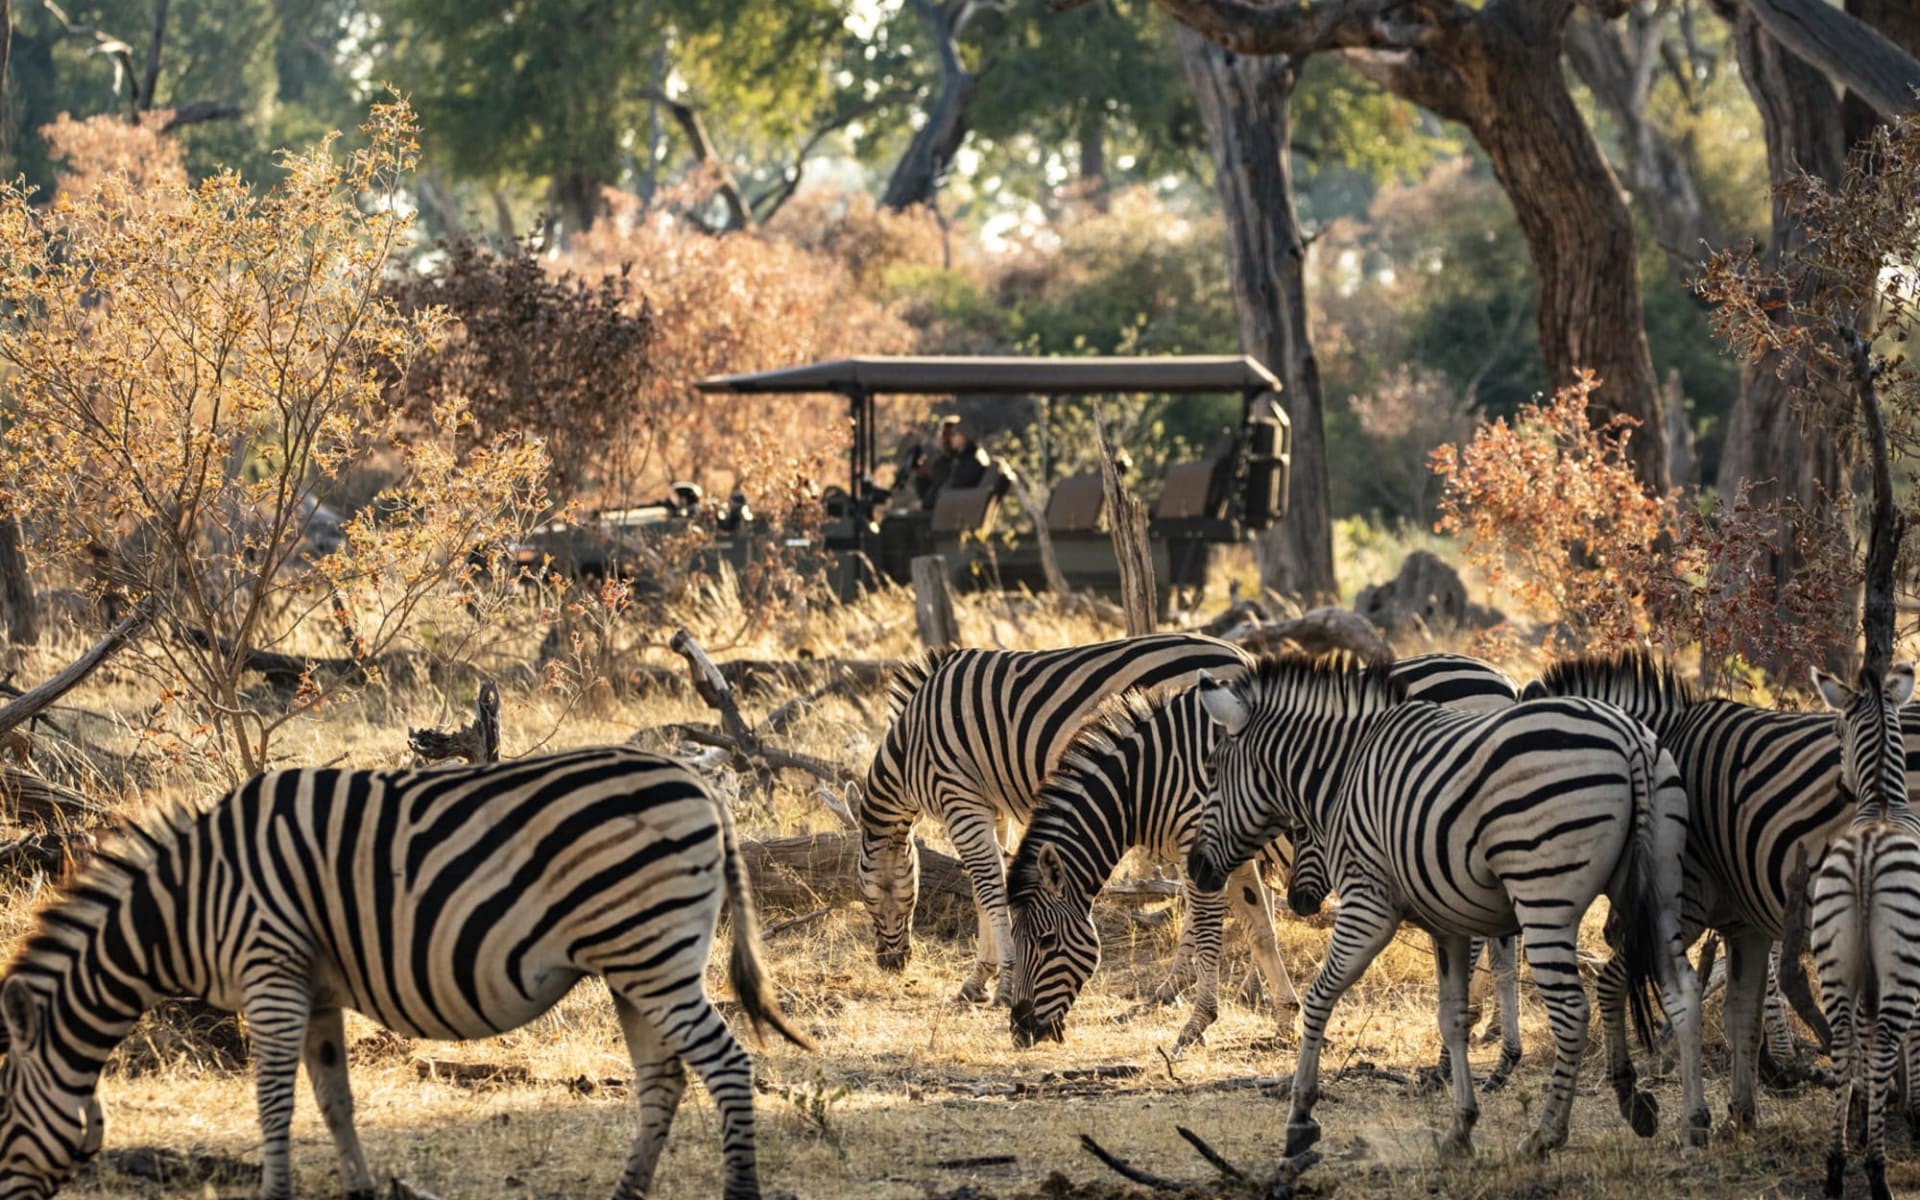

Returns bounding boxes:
[1810,663,1919,1200]
[1190,653,1707,1160]
[859,633,1251,1005]
[0,747,809,1200]
[1526,653,1874,1129]
[1006,652,1523,1063]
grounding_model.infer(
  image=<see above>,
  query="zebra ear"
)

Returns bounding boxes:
[1811,668,1853,712]
[1197,671,1250,737]
[1,977,38,1052]
[1035,844,1069,897]
[1887,663,1916,708]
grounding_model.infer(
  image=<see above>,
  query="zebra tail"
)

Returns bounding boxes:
[717,791,815,1051]
[1610,736,1665,1056]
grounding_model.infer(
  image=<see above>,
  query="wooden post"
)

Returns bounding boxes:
[911,555,961,650]
[1093,407,1157,637]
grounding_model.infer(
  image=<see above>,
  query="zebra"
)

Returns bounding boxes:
[1189,652,1707,1159]
[859,633,1251,1005]
[1810,662,1918,1200]
[1525,652,1873,1129]
[0,747,809,1200]
[1005,652,1523,1064]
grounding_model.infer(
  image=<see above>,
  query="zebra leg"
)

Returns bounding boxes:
[1724,930,1773,1132]
[243,979,315,1200]
[1285,891,1400,1158]
[1514,910,1592,1158]
[618,983,762,1200]
[1866,998,1915,1200]
[1223,859,1299,1012]
[1429,939,1478,1094]
[1434,933,1480,1156]
[1825,989,1858,1200]
[1651,908,1711,1149]
[1759,944,1801,1087]
[301,1007,374,1200]
[1484,935,1523,1091]
[609,992,688,1200]
[948,806,1013,1005]
[1169,881,1226,1055]
[1593,953,1656,1137]
[1156,877,1207,1006]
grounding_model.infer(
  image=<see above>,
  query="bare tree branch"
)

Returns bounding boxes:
[1146,0,1459,56]
[1742,0,1920,118]
[0,600,151,742]
[137,0,167,112]
[636,86,753,232]
[39,0,135,116]
[156,100,241,130]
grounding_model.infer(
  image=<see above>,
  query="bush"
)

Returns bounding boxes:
[0,101,549,774]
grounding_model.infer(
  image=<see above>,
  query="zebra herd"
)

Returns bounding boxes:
[0,632,1913,1199]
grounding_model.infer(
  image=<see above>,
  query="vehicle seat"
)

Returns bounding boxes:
[931,466,1005,536]
[1152,432,1236,521]
[1043,471,1106,534]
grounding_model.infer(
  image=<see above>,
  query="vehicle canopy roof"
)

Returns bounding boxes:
[695,355,1280,396]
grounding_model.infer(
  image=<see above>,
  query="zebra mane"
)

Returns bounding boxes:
[4,802,199,979]
[1527,651,1697,715]
[1009,689,1166,902]
[884,647,960,720]
[1241,650,1408,716]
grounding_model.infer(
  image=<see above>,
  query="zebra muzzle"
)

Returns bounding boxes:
[77,1096,103,1162]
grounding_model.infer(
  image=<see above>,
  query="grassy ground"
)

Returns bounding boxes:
[0,565,1896,1199]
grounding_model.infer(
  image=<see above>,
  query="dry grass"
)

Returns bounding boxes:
[0,576,1902,1200]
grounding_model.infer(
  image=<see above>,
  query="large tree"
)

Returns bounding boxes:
[1178,31,1334,600]
[1149,0,1671,492]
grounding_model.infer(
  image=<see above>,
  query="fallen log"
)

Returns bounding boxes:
[739,831,973,934]
[407,681,502,765]
[0,600,153,741]
[1230,606,1391,662]
[629,657,895,698]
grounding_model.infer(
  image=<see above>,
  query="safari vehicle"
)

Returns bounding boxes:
[694,355,1292,611]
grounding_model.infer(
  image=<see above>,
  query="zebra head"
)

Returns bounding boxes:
[858,824,919,972]
[0,977,101,1199]
[1286,830,1332,918]
[1189,671,1298,893]
[1006,844,1095,1048]
[1813,662,1916,823]
[858,733,922,972]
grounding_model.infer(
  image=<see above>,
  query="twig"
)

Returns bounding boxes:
[934,1154,1017,1170]
[762,905,833,937]
[1174,1126,1246,1181]
[1156,1044,1183,1084]
[1077,1134,1187,1192]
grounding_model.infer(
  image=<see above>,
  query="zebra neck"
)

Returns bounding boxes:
[20,878,177,1088]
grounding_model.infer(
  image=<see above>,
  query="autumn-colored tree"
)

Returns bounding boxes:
[0,100,549,775]
[1431,372,1855,687]
[384,234,655,506]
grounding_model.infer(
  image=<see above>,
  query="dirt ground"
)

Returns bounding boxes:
[1,581,1901,1200]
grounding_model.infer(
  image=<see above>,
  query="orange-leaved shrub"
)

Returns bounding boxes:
[0,100,549,775]
[1431,371,1855,687]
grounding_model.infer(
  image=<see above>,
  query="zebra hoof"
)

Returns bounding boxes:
[1868,1154,1890,1200]
[1284,1119,1321,1157]
[1439,1133,1475,1161]
[1627,1090,1659,1138]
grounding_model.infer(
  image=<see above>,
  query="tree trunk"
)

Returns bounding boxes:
[1564,7,1720,263]
[1714,7,1845,638]
[0,515,35,646]
[882,0,979,210]
[547,169,604,239]
[1179,29,1336,602]
[1078,108,1108,211]
[1452,13,1668,490]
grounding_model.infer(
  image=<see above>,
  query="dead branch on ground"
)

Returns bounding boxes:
[407,681,502,765]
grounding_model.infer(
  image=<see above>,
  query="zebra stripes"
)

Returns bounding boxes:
[0,747,808,1200]
[1527,653,1858,1128]
[1005,653,1518,1055]
[1190,653,1706,1159]
[858,633,1250,1004]
[1810,663,1919,1200]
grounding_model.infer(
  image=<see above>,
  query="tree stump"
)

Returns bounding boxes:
[912,555,961,650]
[1094,408,1157,636]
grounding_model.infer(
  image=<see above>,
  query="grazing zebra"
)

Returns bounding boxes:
[0,747,809,1200]
[1526,652,1869,1128]
[1006,653,1522,1061]
[1810,663,1918,1200]
[1190,653,1707,1159]
[859,633,1250,1005]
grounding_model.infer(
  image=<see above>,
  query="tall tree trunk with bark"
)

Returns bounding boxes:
[1179,28,1336,602]
[1155,0,1669,491]
[882,0,980,211]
